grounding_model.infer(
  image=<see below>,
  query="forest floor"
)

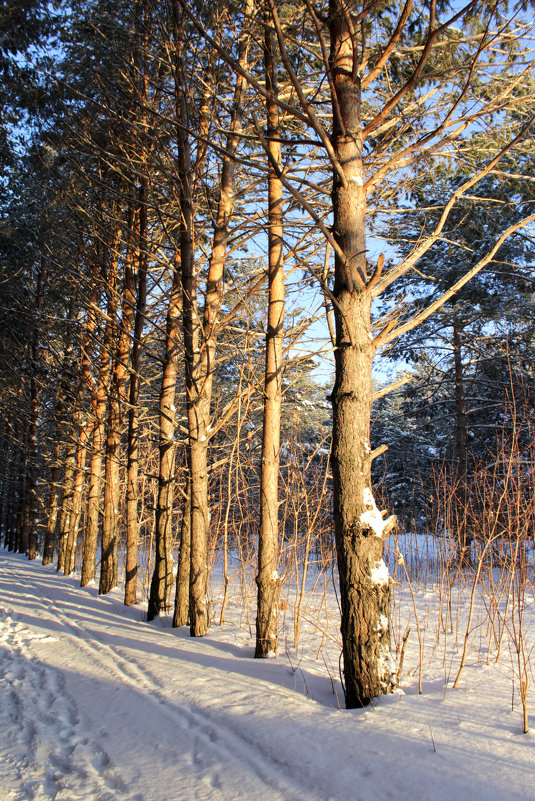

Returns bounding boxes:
[1,546,534,801]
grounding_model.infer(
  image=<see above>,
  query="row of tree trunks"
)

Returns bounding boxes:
[103,16,152,599]
[40,147,149,596]
[5,4,394,715]
[186,9,252,636]
[148,0,254,634]
[43,193,147,597]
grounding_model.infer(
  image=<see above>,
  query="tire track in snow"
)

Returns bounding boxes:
[4,557,324,801]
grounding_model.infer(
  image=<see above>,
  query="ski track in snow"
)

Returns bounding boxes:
[0,555,326,801]
[0,604,129,801]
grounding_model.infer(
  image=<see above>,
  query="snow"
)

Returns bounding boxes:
[1,548,535,801]
[375,613,389,632]
[370,558,390,586]
[360,487,386,538]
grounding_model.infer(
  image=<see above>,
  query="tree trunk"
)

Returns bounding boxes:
[173,482,191,627]
[25,364,39,560]
[0,444,11,548]
[188,430,209,635]
[147,252,181,616]
[6,492,16,552]
[2,446,17,551]
[453,320,470,565]
[100,204,138,596]
[167,0,252,635]
[255,23,284,659]
[100,402,122,585]
[24,263,45,560]
[15,484,26,554]
[329,1,395,707]
[123,178,148,604]
[168,0,208,635]
[64,423,89,575]
[6,434,24,553]
[57,434,77,573]
[81,235,119,587]
[18,430,32,556]
[43,299,76,565]
[43,436,63,565]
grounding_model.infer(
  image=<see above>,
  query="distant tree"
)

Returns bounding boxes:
[0,0,51,173]
[376,167,535,556]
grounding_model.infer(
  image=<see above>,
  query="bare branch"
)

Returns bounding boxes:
[372,375,413,401]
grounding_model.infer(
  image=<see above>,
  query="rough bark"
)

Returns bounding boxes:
[173,483,191,627]
[9,430,25,554]
[0,443,14,549]
[329,1,395,707]
[187,428,209,636]
[81,409,107,585]
[2,444,18,552]
[255,23,283,659]
[25,368,39,560]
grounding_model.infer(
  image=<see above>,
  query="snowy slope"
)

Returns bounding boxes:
[1,549,534,801]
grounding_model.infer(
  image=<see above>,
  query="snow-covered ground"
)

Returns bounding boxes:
[1,547,534,801]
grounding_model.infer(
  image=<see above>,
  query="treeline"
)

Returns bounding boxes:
[0,0,534,708]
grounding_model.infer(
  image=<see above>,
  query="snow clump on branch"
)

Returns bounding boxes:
[360,488,397,540]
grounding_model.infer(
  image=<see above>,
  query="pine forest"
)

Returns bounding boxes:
[1,2,535,798]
